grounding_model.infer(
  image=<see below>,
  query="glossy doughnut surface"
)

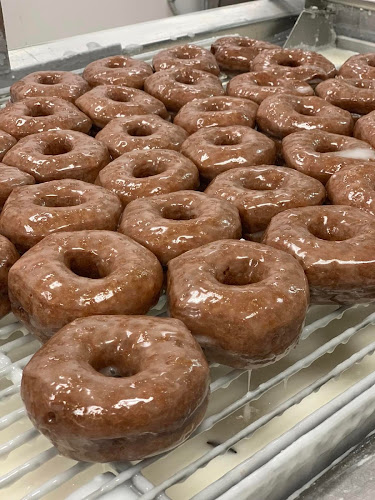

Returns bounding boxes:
[354,111,375,148]
[0,165,35,208]
[339,53,375,79]
[316,77,375,115]
[0,235,18,318]
[0,131,17,160]
[153,44,220,75]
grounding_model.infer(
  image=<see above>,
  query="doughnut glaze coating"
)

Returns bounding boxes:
[0,179,122,252]
[316,78,375,115]
[263,206,375,304]
[205,165,325,233]
[0,165,35,208]
[0,235,18,318]
[153,44,220,75]
[181,125,276,180]
[9,230,163,342]
[0,131,16,160]
[21,315,209,462]
[174,96,258,134]
[3,130,110,183]
[167,239,309,369]
[354,111,375,149]
[119,190,241,265]
[96,115,188,158]
[10,71,90,103]
[282,130,375,184]
[339,53,375,79]
[96,149,199,206]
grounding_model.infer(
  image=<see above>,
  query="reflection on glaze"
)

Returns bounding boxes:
[153,44,220,75]
[316,77,375,114]
[339,53,375,80]
[0,165,34,208]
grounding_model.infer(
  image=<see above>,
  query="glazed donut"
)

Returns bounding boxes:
[226,70,314,104]
[119,190,241,265]
[339,53,375,79]
[0,97,92,139]
[75,85,169,128]
[282,130,375,184]
[0,179,122,252]
[326,164,375,216]
[251,48,336,82]
[96,114,187,158]
[0,235,19,318]
[354,111,375,148]
[153,44,220,75]
[83,55,153,89]
[9,230,163,342]
[168,239,309,369]
[181,125,276,180]
[3,130,110,183]
[21,315,209,462]
[144,67,224,112]
[10,71,90,103]
[96,149,199,206]
[263,206,375,305]
[211,36,279,72]
[316,78,375,115]
[0,165,35,208]
[0,131,16,160]
[174,96,258,134]
[205,165,325,233]
[256,95,354,139]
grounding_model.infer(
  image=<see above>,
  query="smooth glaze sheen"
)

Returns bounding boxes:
[0,235,19,317]
[181,125,276,180]
[263,205,375,304]
[316,77,375,115]
[167,239,309,369]
[0,130,17,160]
[354,110,375,148]
[0,179,122,252]
[205,165,325,233]
[96,149,199,207]
[8,230,163,342]
[0,164,35,208]
[339,53,375,79]
[3,130,110,183]
[118,190,242,265]
[21,315,210,462]
[153,44,220,75]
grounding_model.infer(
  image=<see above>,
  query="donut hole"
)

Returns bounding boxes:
[162,204,196,221]
[216,258,263,286]
[106,87,131,103]
[93,361,137,378]
[27,103,55,117]
[314,142,339,154]
[42,138,73,156]
[127,124,154,137]
[105,56,129,69]
[66,251,110,279]
[175,73,197,85]
[37,73,62,85]
[133,160,165,178]
[214,133,242,146]
[308,220,352,242]
[36,193,82,207]
[278,57,301,68]
[241,172,284,191]
[296,104,318,117]
[203,100,231,112]
[175,48,199,60]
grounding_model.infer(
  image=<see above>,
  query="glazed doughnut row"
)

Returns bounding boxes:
[0,37,373,465]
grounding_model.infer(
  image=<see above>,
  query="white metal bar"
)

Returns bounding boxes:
[0,428,39,457]
[0,334,35,354]
[0,407,26,430]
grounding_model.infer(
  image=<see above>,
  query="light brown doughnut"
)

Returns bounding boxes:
[0,235,19,317]
[0,165,35,208]
[354,110,375,148]
[153,44,220,75]
[0,130,17,160]
[339,53,375,79]
[316,77,375,115]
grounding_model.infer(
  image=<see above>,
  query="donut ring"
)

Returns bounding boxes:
[0,97,92,139]
[181,125,276,180]
[339,53,375,79]
[263,206,375,305]
[0,235,19,318]
[226,70,314,104]
[256,95,354,139]
[354,111,375,148]
[0,165,35,208]
[0,131,17,160]
[205,165,325,233]
[174,96,258,134]
[167,239,309,369]
[9,230,163,342]
[251,48,336,82]
[21,315,209,462]
[316,78,375,115]
[144,67,224,112]
[83,55,153,89]
[10,71,90,103]
[96,115,187,158]
[326,164,375,216]
[119,190,241,265]
[3,130,110,183]
[0,179,122,252]
[96,149,199,206]
[75,85,169,128]
[153,44,220,75]
[282,130,375,184]
[211,36,279,72]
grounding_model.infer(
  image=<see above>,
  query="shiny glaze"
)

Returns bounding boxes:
[263,205,375,304]
[226,70,314,104]
[0,179,122,252]
[354,111,375,148]
[96,149,199,207]
[83,55,153,89]
[211,36,278,72]
[21,315,209,462]
[9,230,163,342]
[0,130,16,160]
[0,164,35,208]
[205,165,325,233]
[76,85,169,128]
[0,235,18,317]
[167,239,309,369]
[3,130,110,183]
[339,53,375,79]
[96,114,188,158]
[316,77,375,115]
[119,190,241,265]
[181,125,276,180]
[257,95,354,139]
[326,164,375,216]
[251,48,336,82]
[10,71,90,103]
[153,44,220,75]
[0,97,92,139]
[174,96,258,134]
[144,67,224,112]
[282,130,375,184]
